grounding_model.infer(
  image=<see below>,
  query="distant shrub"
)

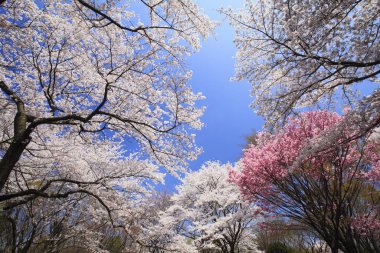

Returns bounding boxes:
[266,242,294,253]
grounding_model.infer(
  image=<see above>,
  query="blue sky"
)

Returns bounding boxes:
[160,1,265,191]
[189,0,263,166]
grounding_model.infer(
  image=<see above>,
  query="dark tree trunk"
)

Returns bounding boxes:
[0,81,32,191]
[0,137,30,191]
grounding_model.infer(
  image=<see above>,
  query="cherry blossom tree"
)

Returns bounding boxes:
[0,0,215,250]
[0,141,169,251]
[223,0,380,130]
[230,111,380,253]
[224,3,380,248]
[1,196,110,253]
[132,191,194,253]
[0,188,160,253]
[147,161,261,253]
[0,0,215,191]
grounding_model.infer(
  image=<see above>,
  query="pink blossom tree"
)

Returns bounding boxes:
[230,111,380,253]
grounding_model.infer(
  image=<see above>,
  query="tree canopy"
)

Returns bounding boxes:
[1,1,379,252]
[231,111,380,253]
[223,0,380,127]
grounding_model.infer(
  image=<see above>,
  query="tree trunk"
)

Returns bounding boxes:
[0,81,32,191]
[0,138,30,191]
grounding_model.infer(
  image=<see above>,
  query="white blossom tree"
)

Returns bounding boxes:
[0,139,167,252]
[0,0,215,190]
[223,0,380,132]
[0,0,215,250]
[1,194,115,253]
[145,161,260,253]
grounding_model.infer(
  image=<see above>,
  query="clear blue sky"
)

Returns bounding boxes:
[160,1,264,191]
[189,0,263,166]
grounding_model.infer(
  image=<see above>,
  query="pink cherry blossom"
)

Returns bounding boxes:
[230,110,380,250]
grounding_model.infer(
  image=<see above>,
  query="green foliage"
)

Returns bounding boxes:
[266,242,294,253]
[101,234,126,253]
[242,130,258,151]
